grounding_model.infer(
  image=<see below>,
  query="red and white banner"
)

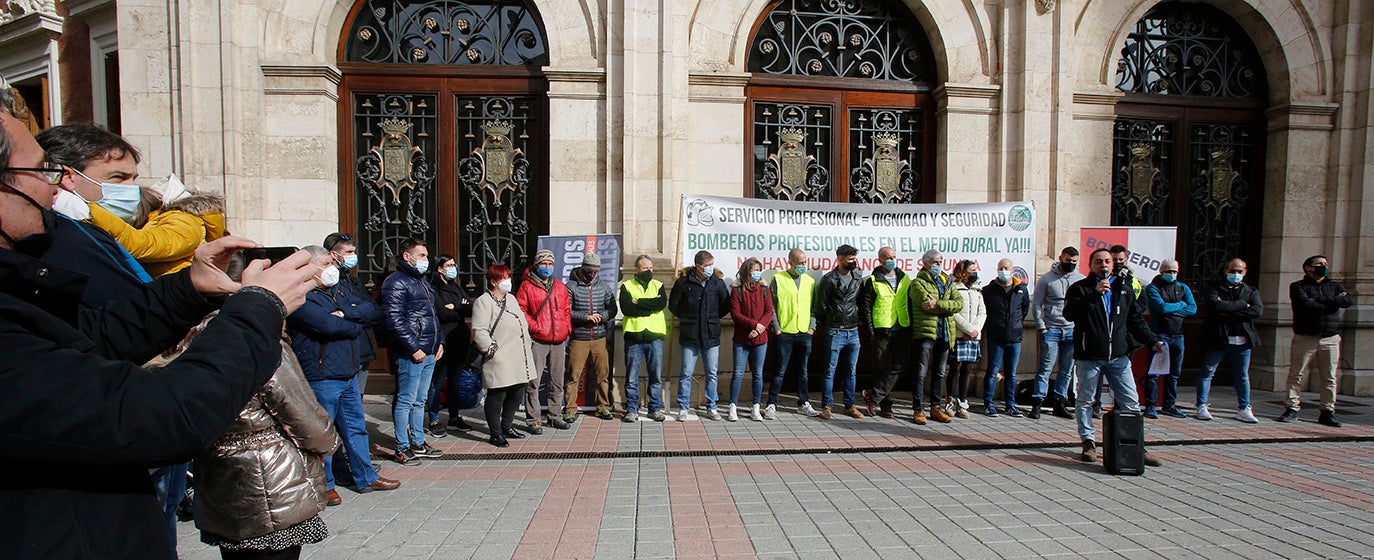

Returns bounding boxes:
[1079,226,1177,285]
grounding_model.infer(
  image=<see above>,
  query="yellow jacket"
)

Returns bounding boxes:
[87,196,227,277]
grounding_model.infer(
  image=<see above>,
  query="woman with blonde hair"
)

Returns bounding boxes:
[946,259,986,419]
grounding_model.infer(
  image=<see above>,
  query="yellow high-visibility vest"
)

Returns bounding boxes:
[870,274,911,328]
[620,279,668,336]
[772,271,814,334]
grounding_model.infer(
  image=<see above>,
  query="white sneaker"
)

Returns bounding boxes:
[707,408,722,421]
[957,399,970,412]
[763,404,778,420]
[751,404,763,422]
[727,404,738,422]
[798,402,820,417]
[624,413,639,423]
[677,409,690,422]
[943,398,956,416]
[1196,404,1213,421]
[1235,406,1258,424]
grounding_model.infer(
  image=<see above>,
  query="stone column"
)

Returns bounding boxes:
[935,83,1000,204]
[545,68,607,237]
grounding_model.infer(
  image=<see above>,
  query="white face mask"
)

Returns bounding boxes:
[318,266,340,287]
[53,189,92,220]
[497,278,513,293]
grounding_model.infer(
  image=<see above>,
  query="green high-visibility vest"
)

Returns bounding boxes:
[620,278,668,336]
[870,273,911,328]
[772,271,814,334]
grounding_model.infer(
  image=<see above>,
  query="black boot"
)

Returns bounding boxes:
[1051,395,1074,419]
[1318,410,1342,428]
[1026,398,1042,420]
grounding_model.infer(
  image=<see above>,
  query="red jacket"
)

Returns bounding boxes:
[515,268,572,344]
[730,282,775,345]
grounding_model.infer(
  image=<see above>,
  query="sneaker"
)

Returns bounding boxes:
[1196,404,1213,421]
[861,389,878,417]
[448,417,474,432]
[649,410,667,422]
[595,410,614,421]
[818,406,832,420]
[1235,407,1258,424]
[1276,408,1299,422]
[677,409,690,422]
[527,422,544,435]
[1318,410,1342,428]
[912,409,927,425]
[1143,408,1159,420]
[706,408,722,421]
[563,412,578,424]
[984,402,999,417]
[1004,404,1023,418]
[727,404,738,422]
[1080,440,1097,463]
[957,399,970,412]
[414,443,443,458]
[762,404,778,420]
[942,397,957,416]
[1161,406,1188,418]
[392,447,420,466]
[954,407,969,420]
[425,422,449,439]
[750,404,763,422]
[623,412,639,423]
[844,406,865,419]
[548,417,571,430]
[798,402,820,417]
[930,405,952,424]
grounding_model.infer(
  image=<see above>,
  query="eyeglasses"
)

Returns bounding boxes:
[2,165,66,185]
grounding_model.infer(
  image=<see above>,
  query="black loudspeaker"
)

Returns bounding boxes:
[1103,409,1145,476]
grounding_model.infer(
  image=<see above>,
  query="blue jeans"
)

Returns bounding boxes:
[1075,356,1141,441]
[823,329,860,409]
[1033,328,1075,400]
[772,332,812,406]
[984,341,1022,407]
[151,462,189,545]
[678,344,720,411]
[1198,345,1252,409]
[311,377,380,489]
[1143,333,1185,409]
[393,355,435,451]
[731,342,768,405]
[426,360,460,425]
[625,339,664,415]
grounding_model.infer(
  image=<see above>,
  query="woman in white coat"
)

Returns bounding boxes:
[471,264,537,447]
[947,259,987,418]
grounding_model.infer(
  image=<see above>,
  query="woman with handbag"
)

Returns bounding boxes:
[471,264,537,447]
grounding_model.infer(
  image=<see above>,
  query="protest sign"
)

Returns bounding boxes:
[1079,226,1177,285]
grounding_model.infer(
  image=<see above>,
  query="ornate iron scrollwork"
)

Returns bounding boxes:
[456,96,537,289]
[1111,119,1172,226]
[353,93,437,285]
[1188,123,1252,287]
[1115,3,1266,99]
[848,108,920,203]
[753,103,831,201]
[747,0,934,83]
[345,0,549,66]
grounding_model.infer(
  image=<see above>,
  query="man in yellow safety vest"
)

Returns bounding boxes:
[619,255,669,422]
[768,248,818,419]
[860,246,911,419]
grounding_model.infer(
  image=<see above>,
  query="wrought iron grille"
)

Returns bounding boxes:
[747,0,934,83]
[1111,118,1174,227]
[455,96,540,290]
[345,0,549,65]
[848,108,921,203]
[1115,3,1265,98]
[752,102,832,201]
[352,93,439,287]
[1188,122,1256,291]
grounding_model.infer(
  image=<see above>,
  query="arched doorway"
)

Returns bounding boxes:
[1111,2,1267,292]
[338,0,550,290]
[745,0,938,203]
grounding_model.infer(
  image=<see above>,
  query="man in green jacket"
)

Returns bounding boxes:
[909,249,964,425]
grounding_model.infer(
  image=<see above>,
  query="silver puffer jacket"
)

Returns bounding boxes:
[191,340,341,542]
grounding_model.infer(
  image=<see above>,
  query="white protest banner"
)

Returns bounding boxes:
[677,195,1037,287]
[1079,226,1178,285]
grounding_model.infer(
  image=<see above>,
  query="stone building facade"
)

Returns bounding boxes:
[2,0,1371,396]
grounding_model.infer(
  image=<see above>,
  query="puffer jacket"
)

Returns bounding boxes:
[381,261,445,355]
[433,276,473,364]
[952,281,986,339]
[339,271,379,363]
[568,269,618,341]
[87,194,227,277]
[1145,277,1196,335]
[1290,276,1354,337]
[982,278,1031,343]
[515,268,572,344]
[193,339,340,542]
[909,269,964,345]
[668,267,731,348]
[813,268,862,329]
[730,281,775,345]
[287,284,380,381]
[1033,261,1085,330]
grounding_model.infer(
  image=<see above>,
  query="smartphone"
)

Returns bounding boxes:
[242,246,298,265]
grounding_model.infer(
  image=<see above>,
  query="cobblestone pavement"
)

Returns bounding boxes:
[175,387,1374,559]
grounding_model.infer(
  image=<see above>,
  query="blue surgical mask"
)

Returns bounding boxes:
[413,259,429,275]
[750,271,762,283]
[96,183,142,223]
[884,259,896,271]
[1160,273,1177,283]
[794,264,807,275]
[1226,272,1244,285]
[536,265,553,278]
[340,254,359,270]
[443,267,457,280]
[997,270,1012,283]
[701,265,714,277]
[930,265,943,277]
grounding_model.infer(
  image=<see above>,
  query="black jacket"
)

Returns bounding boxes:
[0,248,289,559]
[287,284,381,381]
[338,270,379,363]
[668,270,730,348]
[381,262,445,355]
[433,277,473,363]
[814,268,862,330]
[1203,281,1262,348]
[1063,274,1158,361]
[981,279,1031,343]
[40,213,148,308]
[1290,276,1353,337]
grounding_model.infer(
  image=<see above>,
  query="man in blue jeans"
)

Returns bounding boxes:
[1030,246,1084,419]
[770,248,818,419]
[981,258,1030,417]
[1199,258,1262,424]
[1143,259,1195,419]
[668,250,731,420]
[620,255,669,421]
[812,244,866,420]
[1064,249,1164,465]
[381,238,445,464]
[288,246,401,505]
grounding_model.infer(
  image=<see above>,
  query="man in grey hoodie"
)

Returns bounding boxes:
[1029,246,1084,419]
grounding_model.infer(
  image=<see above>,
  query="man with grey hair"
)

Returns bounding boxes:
[1143,258,1195,419]
[908,248,964,424]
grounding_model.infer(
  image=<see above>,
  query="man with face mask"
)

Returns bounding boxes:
[35,124,152,307]
[516,248,573,430]
[769,248,817,419]
[324,232,379,394]
[1142,259,1195,419]
[566,252,619,421]
[1280,255,1353,427]
[380,238,445,464]
[287,246,399,506]
[813,244,867,420]
[908,248,964,424]
[1030,246,1085,419]
[668,250,731,420]
[620,255,668,421]
[859,246,910,419]
[1199,259,1262,424]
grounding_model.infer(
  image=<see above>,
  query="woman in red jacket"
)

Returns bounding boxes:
[729,258,775,422]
